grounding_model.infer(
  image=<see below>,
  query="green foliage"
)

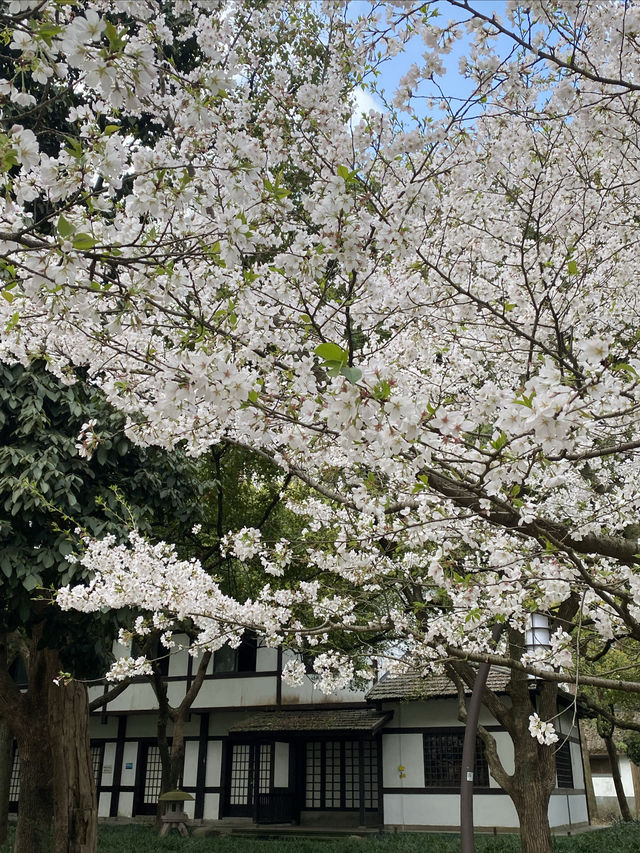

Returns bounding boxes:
[0,361,202,677]
[169,444,303,600]
[579,640,640,730]
[625,732,640,766]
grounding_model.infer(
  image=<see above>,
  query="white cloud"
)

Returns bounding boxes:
[350,87,384,125]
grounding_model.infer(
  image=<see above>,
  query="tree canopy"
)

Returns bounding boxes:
[2,0,640,710]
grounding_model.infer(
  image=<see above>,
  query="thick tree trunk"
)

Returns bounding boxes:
[47,651,98,853]
[604,733,632,822]
[512,786,554,853]
[13,720,54,853]
[502,724,555,853]
[10,638,55,853]
[0,716,12,845]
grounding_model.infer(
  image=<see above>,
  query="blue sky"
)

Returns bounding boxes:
[348,1,509,120]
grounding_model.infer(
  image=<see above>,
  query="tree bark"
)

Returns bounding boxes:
[0,716,12,846]
[9,635,54,853]
[512,785,555,853]
[494,720,556,853]
[168,714,186,791]
[630,760,640,819]
[1,639,98,853]
[603,733,632,822]
[47,650,98,853]
[13,713,54,853]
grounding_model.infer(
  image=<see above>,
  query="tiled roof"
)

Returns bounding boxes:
[229,708,392,734]
[366,667,511,701]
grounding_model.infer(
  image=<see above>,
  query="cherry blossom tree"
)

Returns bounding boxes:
[4,2,640,851]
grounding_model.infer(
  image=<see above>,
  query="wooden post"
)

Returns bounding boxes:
[630,760,640,819]
[579,729,597,823]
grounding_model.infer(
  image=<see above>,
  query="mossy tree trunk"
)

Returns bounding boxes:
[47,650,97,853]
[0,633,98,853]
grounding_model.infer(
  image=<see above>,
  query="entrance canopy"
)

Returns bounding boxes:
[229,708,392,736]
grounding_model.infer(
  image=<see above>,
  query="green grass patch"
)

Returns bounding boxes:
[1,823,638,853]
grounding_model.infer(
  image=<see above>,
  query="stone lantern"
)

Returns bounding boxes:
[157,789,194,837]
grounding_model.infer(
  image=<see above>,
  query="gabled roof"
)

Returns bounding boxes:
[366,667,512,702]
[229,708,392,735]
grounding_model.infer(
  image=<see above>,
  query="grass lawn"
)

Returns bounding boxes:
[1,823,639,853]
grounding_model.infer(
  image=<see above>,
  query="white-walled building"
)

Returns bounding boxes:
[77,640,590,832]
[367,672,588,832]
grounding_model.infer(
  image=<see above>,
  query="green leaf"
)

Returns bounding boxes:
[23,573,41,592]
[5,311,20,332]
[37,21,63,45]
[612,362,638,379]
[72,233,97,250]
[337,165,350,181]
[339,365,362,384]
[58,539,74,557]
[491,430,508,451]
[372,379,391,401]
[325,360,343,377]
[514,392,535,408]
[57,215,74,238]
[104,125,120,135]
[105,20,126,52]
[567,260,578,276]
[315,343,347,363]
[248,390,259,403]
[412,473,430,493]
[64,136,84,160]
[0,136,18,173]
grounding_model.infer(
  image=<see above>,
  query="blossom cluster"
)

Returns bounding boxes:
[3,0,640,732]
[528,714,559,747]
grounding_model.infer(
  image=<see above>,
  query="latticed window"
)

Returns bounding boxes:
[258,744,272,794]
[305,740,378,810]
[324,742,341,807]
[423,730,489,788]
[143,745,163,805]
[305,742,322,808]
[9,750,20,804]
[556,741,574,789]
[361,741,378,808]
[344,742,358,808]
[230,743,251,805]
[90,744,104,788]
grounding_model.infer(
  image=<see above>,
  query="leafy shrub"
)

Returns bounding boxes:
[625,733,640,767]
